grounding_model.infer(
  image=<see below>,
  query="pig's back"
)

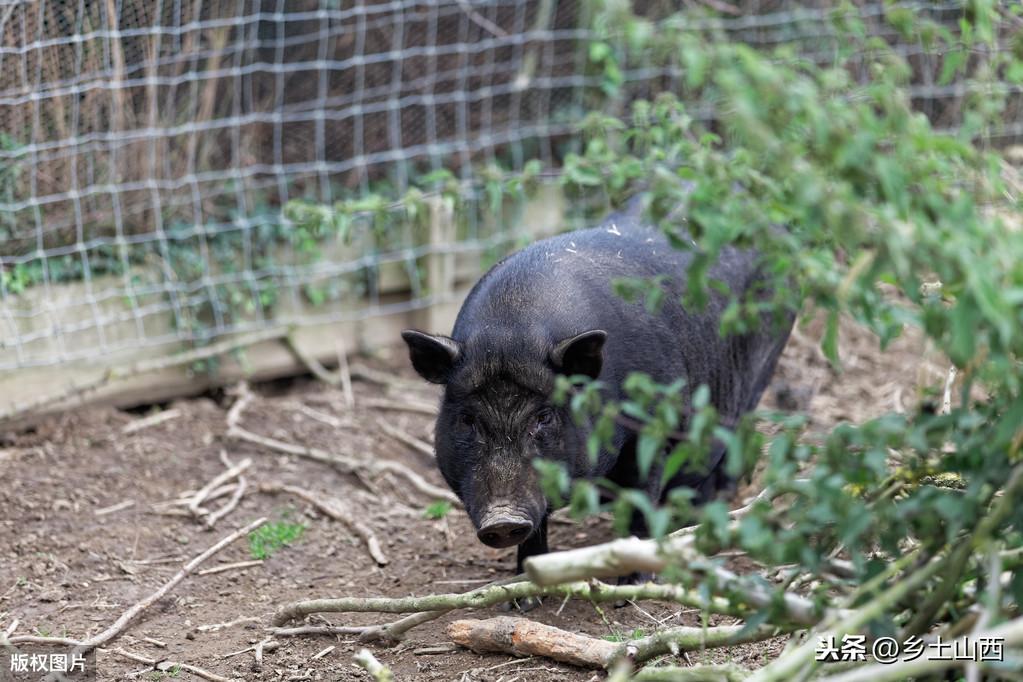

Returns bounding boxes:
[452,214,789,422]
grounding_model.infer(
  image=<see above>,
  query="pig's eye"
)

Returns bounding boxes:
[460,413,476,430]
[535,409,555,429]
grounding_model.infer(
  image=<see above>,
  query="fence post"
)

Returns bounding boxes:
[417,195,457,334]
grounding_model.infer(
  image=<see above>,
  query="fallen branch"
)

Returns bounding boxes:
[259,483,389,565]
[0,327,287,423]
[272,574,527,644]
[271,578,738,627]
[377,419,435,459]
[226,383,458,506]
[353,648,393,682]
[107,647,239,682]
[8,517,266,651]
[525,534,826,626]
[356,610,449,644]
[448,616,783,669]
[522,485,825,627]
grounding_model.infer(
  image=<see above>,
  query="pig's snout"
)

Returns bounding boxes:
[476,510,533,548]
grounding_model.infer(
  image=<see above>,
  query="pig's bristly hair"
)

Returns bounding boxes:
[444,337,555,400]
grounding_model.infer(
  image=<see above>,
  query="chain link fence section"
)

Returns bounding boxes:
[0,1,1016,373]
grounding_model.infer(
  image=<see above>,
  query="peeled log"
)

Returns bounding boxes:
[447,616,617,669]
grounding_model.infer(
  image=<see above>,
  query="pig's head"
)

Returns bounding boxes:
[401,328,606,549]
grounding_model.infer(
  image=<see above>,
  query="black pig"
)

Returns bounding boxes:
[402,199,794,574]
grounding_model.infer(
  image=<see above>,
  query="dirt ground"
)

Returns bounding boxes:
[0,316,938,681]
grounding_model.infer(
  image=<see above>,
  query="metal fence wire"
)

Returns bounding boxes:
[0,1,1017,372]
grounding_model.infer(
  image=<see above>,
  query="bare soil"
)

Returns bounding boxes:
[0,316,935,681]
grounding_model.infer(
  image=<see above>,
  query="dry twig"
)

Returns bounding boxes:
[187,453,251,525]
[94,500,135,516]
[226,383,458,506]
[259,483,389,566]
[197,559,263,576]
[8,517,266,651]
[121,409,182,434]
[196,616,262,633]
[377,419,435,459]
[108,647,239,682]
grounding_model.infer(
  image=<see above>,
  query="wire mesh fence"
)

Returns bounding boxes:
[0,0,1018,374]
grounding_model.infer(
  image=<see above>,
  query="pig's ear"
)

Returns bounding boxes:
[401,330,461,384]
[550,330,607,379]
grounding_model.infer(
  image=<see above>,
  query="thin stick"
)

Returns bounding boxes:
[204,475,246,528]
[353,649,393,682]
[378,420,434,459]
[311,645,335,661]
[259,483,389,566]
[197,559,263,576]
[122,409,182,434]
[9,518,267,650]
[95,500,135,516]
[254,637,276,670]
[107,647,239,682]
[152,484,236,510]
[269,625,374,637]
[221,639,278,659]
[196,616,262,632]
[188,455,251,520]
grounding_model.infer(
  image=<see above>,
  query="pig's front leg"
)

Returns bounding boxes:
[499,516,548,613]
[515,514,549,573]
